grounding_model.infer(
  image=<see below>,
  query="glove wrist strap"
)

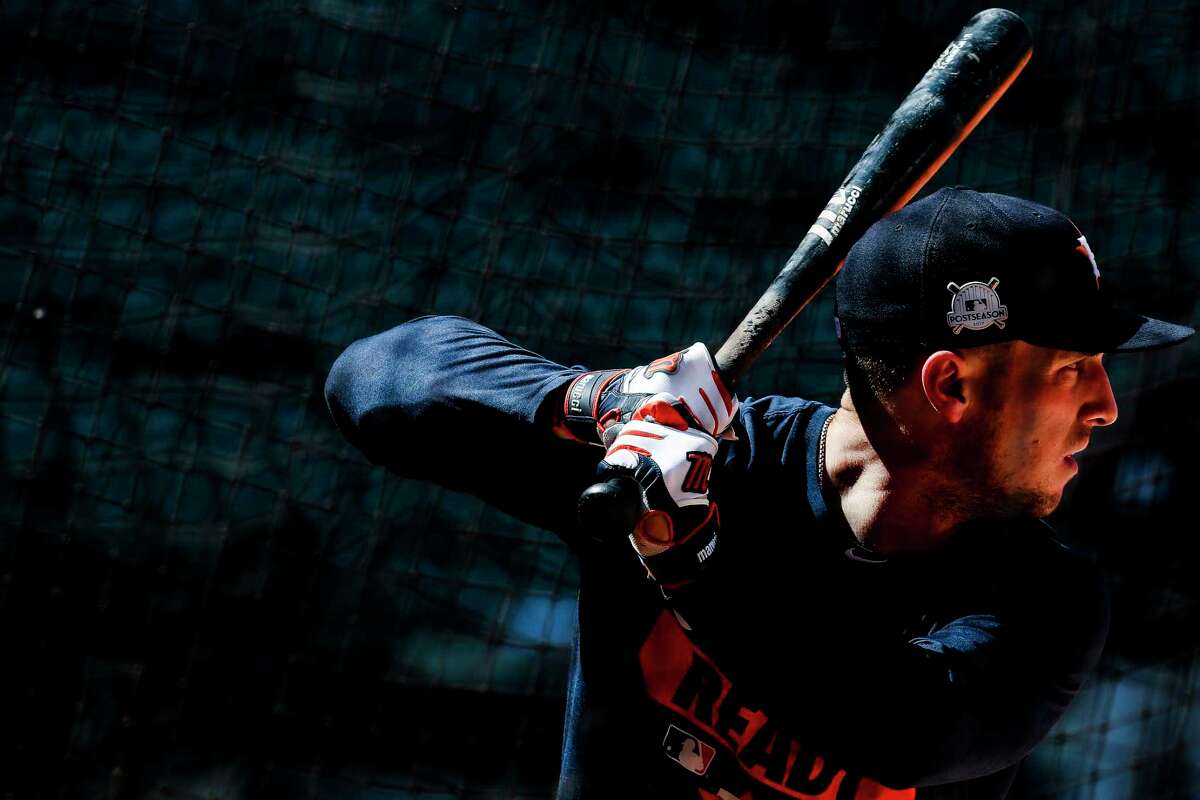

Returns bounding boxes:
[562,369,628,444]
[638,503,720,590]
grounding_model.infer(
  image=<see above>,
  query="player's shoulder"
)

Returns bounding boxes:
[1008,518,1100,579]
[967,517,1109,658]
[737,394,832,431]
[723,394,833,468]
[971,516,1104,594]
[739,393,828,416]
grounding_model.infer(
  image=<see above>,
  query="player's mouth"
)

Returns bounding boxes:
[1064,444,1089,471]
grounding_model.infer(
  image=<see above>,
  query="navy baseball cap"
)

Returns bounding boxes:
[834,187,1194,354]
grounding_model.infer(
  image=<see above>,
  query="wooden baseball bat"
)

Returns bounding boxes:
[579,9,1034,540]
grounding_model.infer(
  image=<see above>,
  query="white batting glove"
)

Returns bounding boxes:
[619,344,739,438]
[561,343,740,445]
[598,393,722,589]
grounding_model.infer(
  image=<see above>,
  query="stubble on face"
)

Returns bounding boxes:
[937,345,1064,519]
[937,410,1059,519]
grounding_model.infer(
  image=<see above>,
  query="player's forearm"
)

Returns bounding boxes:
[326,315,575,451]
[324,315,598,532]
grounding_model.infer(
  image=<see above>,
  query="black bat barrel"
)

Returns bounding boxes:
[579,9,1033,543]
[715,7,1032,381]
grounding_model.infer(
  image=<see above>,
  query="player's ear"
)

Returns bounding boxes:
[920,350,968,423]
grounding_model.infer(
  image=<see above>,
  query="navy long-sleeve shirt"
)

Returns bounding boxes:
[324,315,1109,800]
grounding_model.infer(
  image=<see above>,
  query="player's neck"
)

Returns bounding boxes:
[826,394,969,553]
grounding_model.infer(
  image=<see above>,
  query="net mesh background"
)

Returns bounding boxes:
[1,0,1197,797]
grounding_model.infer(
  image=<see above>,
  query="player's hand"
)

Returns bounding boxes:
[597,393,721,590]
[560,343,739,446]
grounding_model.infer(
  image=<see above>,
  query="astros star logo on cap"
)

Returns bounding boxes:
[1075,235,1100,288]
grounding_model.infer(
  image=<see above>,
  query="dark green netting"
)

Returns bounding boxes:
[1,1,1197,797]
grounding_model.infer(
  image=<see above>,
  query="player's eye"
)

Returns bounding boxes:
[1059,359,1086,377]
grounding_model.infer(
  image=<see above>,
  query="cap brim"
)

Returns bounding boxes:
[1104,309,1195,353]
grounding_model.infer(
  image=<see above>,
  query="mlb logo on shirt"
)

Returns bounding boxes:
[663,724,716,775]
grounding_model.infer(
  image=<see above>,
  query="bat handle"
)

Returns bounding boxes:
[577,474,646,544]
[577,363,733,544]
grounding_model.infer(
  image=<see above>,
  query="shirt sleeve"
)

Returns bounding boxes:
[893,537,1110,786]
[323,315,603,538]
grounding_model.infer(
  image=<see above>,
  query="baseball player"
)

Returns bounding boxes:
[324,188,1193,799]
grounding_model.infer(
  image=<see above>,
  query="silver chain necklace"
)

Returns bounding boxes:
[818,411,835,494]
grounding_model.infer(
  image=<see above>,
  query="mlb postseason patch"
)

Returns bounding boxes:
[946,277,1008,334]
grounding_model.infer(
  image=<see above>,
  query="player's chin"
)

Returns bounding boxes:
[1009,482,1064,518]
[1031,485,1067,517]
[1025,462,1081,516]
[987,486,1058,519]
[1029,497,1061,518]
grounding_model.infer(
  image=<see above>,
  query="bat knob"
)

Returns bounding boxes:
[577,475,645,544]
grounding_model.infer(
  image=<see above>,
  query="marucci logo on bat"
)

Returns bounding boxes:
[808,185,862,246]
[829,186,861,238]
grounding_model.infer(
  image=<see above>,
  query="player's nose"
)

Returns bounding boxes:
[1083,360,1118,427]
